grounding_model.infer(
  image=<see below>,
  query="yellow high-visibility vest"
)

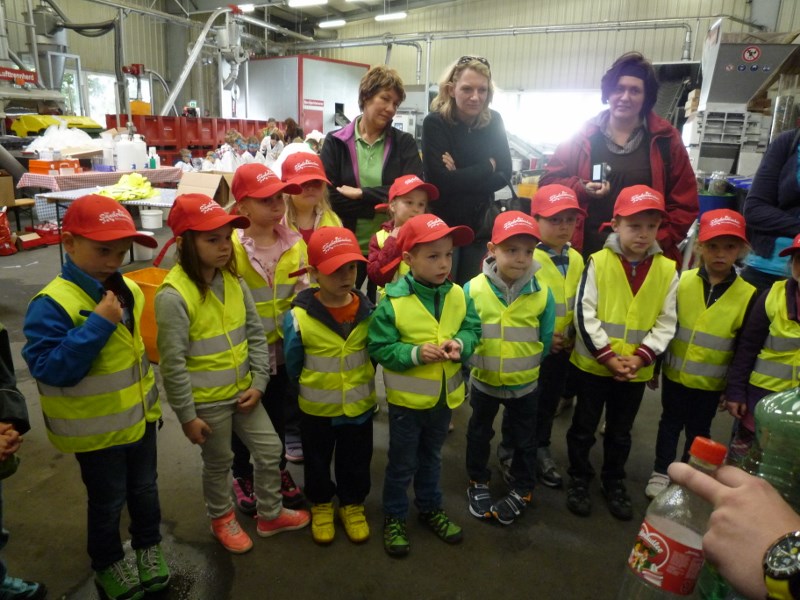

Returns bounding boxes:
[749,279,800,391]
[663,270,755,390]
[233,232,306,343]
[292,306,375,417]
[382,287,466,409]
[159,266,253,402]
[533,246,583,334]
[35,277,159,453]
[467,274,545,387]
[571,249,675,382]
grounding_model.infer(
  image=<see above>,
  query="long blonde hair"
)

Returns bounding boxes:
[430,56,495,129]
[284,186,334,230]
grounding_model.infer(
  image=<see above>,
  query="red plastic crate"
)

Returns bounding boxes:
[183,117,216,147]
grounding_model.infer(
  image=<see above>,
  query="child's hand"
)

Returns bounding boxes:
[718,393,729,412]
[94,290,123,324]
[419,343,447,363]
[551,332,565,354]
[236,388,263,413]
[618,355,645,380]
[0,424,21,460]
[646,372,660,391]
[440,340,461,361]
[726,400,747,419]
[182,418,212,445]
[604,356,629,380]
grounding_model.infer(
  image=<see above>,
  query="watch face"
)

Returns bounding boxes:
[767,536,800,578]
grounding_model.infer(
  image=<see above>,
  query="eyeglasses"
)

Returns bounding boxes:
[457,55,491,70]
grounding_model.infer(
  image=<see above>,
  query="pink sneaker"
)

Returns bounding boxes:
[232,477,256,516]
[280,469,306,508]
[257,508,310,537]
[210,510,253,553]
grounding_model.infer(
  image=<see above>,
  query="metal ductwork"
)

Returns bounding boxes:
[30,4,67,90]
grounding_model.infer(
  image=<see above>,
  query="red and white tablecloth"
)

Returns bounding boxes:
[17,166,183,192]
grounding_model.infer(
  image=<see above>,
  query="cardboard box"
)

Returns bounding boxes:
[15,232,45,251]
[177,171,235,207]
[0,170,15,207]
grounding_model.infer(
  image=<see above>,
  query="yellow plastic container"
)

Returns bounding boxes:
[123,267,168,364]
[130,100,152,116]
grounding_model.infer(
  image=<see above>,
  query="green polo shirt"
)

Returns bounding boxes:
[354,117,389,254]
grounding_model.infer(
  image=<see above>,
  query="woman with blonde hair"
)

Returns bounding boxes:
[422,56,512,284]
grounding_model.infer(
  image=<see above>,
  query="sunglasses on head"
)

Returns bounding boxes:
[457,55,491,69]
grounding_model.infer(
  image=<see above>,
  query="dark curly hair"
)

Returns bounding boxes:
[600,52,659,117]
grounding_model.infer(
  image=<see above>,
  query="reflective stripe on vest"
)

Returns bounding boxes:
[160,266,253,402]
[233,232,305,343]
[375,228,410,299]
[533,246,583,334]
[663,270,754,390]
[35,277,159,453]
[467,274,545,387]
[750,281,800,391]
[293,307,376,417]
[571,249,675,381]
[383,286,466,409]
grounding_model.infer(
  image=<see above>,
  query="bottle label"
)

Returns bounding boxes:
[626,518,704,595]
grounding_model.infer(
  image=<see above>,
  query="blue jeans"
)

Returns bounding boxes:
[467,385,537,492]
[75,421,162,571]
[383,403,451,519]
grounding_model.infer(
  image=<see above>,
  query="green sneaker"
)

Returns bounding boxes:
[383,516,410,557]
[419,509,463,544]
[95,559,144,600]
[135,544,170,592]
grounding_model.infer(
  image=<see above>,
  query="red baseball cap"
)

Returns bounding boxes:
[388,175,439,202]
[380,214,473,275]
[62,194,158,248]
[531,184,586,218]
[167,193,250,237]
[231,163,302,202]
[491,210,539,245]
[613,185,666,217]
[698,209,748,243]
[281,152,331,186]
[304,227,367,275]
[778,233,800,257]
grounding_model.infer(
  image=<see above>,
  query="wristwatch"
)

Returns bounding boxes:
[764,531,800,599]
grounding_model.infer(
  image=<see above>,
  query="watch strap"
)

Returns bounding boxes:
[766,575,794,600]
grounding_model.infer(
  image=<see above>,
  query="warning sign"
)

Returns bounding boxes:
[742,46,760,62]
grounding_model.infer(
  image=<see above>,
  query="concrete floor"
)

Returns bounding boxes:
[0,231,734,600]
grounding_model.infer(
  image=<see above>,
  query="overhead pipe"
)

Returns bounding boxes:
[234,14,314,43]
[394,41,422,84]
[24,0,41,83]
[160,6,232,116]
[145,67,179,115]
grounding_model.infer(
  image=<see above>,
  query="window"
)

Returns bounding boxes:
[84,73,151,124]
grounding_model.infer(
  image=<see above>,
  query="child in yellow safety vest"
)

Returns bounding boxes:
[22,194,169,599]
[464,211,555,526]
[646,209,756,499]
[228,163,309,512]
[280,151,342,245]
[367,174,439,298]
[566,185,678,522]
[154,193,310,555]
[283,227,376,545]
[724,231,800,465]
[368,213,481,557]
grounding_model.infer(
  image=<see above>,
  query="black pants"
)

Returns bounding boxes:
[653,377,720,474]
[356,260,377,304]
[466,385,538,492]
[566,370,646,482]
[301,412,373,505]
[233,364,290,476]
[535,350,571,448]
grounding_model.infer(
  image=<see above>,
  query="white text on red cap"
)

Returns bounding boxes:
[426,217,445,229]
[503,216,534,230]
[630,190,660,203]
[709,215,741,228]
[322,236,353,254]
[199,200,218,214]
[255,171,276,183]
[548,190,574,203]
[98,208,134,225]
[403,176,422,185]
[292,159,319,172]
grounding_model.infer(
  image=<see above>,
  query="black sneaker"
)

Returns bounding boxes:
[383,517,410,557]
[467,481,493,520]
[566,478,591,517]
[418,509,463,544]
[491,489,531,525]
[537,448,564,489]
[601,479,633,521]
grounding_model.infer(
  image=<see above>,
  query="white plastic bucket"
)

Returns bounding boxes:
[140,209,163,230]
[132,231,156,262]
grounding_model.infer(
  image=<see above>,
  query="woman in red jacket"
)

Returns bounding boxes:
[540,52,698,264]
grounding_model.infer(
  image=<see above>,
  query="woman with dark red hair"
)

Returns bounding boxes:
[540,52,698,263]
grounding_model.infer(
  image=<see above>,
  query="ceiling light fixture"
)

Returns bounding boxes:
[237,3,256,12]
[374,11,406,21]
[287,0,328,8]
[318,18,346,28]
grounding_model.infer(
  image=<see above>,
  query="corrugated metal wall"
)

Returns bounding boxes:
[3,0,167,76]
[321,0,800,91]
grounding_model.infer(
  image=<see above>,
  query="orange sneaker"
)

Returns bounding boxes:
[257,508,311,538]
[210,510,253,554]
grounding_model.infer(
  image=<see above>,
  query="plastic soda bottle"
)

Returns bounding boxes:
[617,437,728,599]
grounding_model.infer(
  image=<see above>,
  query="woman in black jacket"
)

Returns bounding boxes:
[320,64,422,296]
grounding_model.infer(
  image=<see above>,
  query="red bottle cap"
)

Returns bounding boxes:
[689,437,727,466]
